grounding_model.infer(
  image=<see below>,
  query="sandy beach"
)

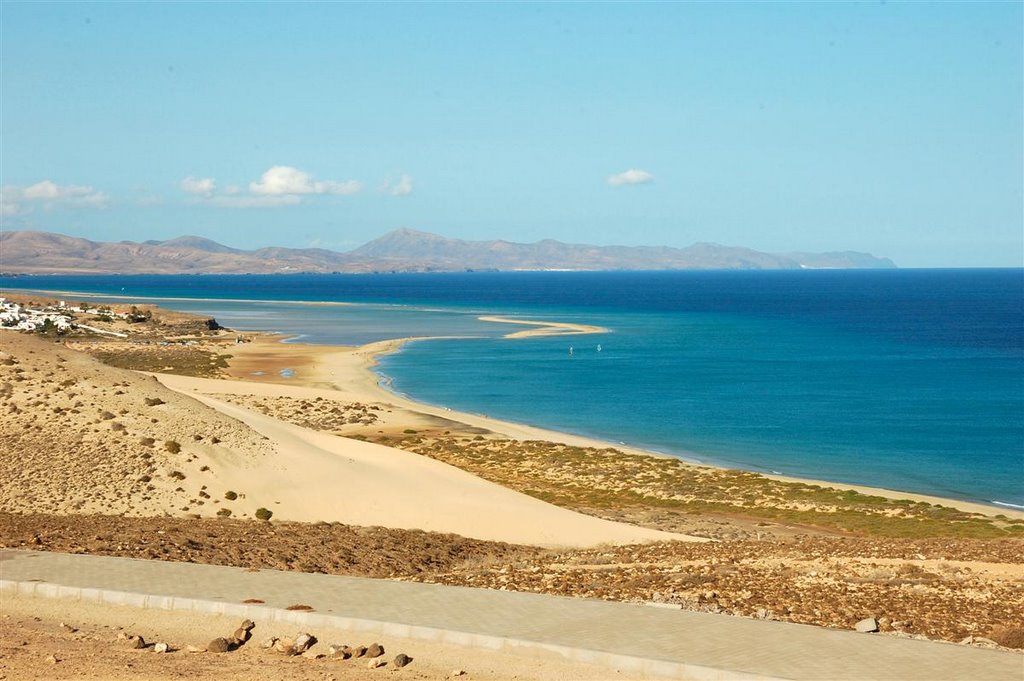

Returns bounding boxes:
[223,333,1023,520]
[6,287,1016,519]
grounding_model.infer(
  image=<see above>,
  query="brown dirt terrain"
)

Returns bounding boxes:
[0,513,539,577]
[2,513,1021,647]
[414,536,1024,645]
[0,599,624,681]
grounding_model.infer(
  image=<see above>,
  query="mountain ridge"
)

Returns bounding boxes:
[0,228,897,274]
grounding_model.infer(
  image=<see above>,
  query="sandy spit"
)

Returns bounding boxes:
[477,315,609,338]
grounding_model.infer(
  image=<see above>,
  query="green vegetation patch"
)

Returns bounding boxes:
[90,347,232,378]
[401,437,1015,540]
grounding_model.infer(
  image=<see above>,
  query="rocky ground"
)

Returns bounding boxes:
[1,594,614,681]
[0,512,538,578]
[2,513,1022,648]
[414,536,1024,646]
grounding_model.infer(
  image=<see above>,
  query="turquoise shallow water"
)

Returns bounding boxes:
[4,269,1022,506]
[381,310,1022,507]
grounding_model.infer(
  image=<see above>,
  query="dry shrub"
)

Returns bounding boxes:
[989,625,1024,649]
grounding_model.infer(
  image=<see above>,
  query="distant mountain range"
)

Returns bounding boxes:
[0,228,896,275]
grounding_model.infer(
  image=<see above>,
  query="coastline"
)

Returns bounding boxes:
[4,283,1018,517]
[4,291,1023,656]
[227,332,1022,520]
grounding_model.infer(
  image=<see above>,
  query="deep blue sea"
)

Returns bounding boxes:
[3,269,1022,507]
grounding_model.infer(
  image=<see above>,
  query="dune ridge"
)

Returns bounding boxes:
[156,373,695,547]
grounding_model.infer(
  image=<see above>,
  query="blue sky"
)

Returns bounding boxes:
[1,2,1021,267]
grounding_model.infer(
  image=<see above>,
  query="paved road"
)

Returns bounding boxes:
[1,550,1020,680]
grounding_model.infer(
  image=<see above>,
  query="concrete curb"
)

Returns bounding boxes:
[0,578,772,680]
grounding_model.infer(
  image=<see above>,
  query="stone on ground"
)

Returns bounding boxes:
[855,617,880,633]
[207,637,231,653]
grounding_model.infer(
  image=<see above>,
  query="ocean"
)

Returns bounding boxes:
[3,269,1021,508]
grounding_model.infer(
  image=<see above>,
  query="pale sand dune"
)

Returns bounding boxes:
[155,373,698,547]
[0,332,278,518]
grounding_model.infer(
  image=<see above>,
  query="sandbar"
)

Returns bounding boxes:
[477,315,609,338]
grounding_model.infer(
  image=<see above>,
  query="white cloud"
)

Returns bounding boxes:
[77,192,111,208]
[249,165,362,196]
[388,174,414,197]
[21,181,63,200]
[177,166,363,208]
[607,169,655,186]
[180,176,216,197]
[0,180,109,215]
